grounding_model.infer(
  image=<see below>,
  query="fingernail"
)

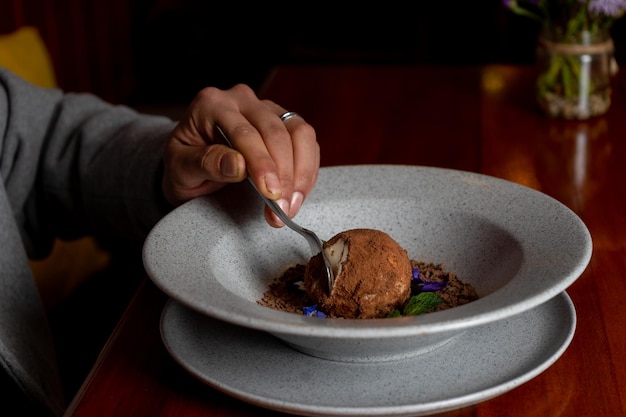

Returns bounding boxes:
[290,191,304,216]
[264,172,282,197]
[220,153,240,177]
[277,198,290,215]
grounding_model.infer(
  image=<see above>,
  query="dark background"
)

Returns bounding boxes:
[127,0,543,104]
[5,0,626,107]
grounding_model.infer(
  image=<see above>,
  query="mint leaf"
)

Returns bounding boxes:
[402,293,443,316]
[387,309,402,318]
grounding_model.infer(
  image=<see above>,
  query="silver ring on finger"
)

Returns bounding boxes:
[279,111,300,123]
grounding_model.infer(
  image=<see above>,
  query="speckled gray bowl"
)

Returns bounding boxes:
[143,165,592,362]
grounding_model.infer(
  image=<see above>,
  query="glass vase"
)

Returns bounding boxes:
[536,29,616,120]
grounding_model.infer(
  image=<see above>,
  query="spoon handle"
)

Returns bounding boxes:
[215,126,335,293]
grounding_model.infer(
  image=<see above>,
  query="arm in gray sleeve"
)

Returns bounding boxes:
[0,67,177,258]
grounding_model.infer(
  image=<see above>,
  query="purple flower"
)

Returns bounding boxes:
[303,304,327,318]
[411,267,448,292]
[587,0,626,17]
[504,0,626,37]
[412,267,420,280]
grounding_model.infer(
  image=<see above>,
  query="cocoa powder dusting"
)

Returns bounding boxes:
[410,261,479,312]
[258,264,310,314]
[304,229,412,319]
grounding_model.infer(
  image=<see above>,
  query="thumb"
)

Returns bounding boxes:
[182,143,247,184]
[208,145,247,182]
[163,143,247,206]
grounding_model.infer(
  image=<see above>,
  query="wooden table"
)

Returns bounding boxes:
[64,65,626,417]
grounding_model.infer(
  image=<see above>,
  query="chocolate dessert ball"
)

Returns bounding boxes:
[304,228,412,319]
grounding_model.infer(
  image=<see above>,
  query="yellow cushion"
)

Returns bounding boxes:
[0,26,57,88]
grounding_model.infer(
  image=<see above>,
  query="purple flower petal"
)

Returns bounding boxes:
[303,304,327,318]
[411,267,448,292]
[588,0,626,17]
[421,281,448,291]
[412,267,420,279]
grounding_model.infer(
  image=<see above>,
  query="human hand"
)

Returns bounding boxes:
[162,84,320,227]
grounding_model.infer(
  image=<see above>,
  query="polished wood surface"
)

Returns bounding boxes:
[65,65,626,417]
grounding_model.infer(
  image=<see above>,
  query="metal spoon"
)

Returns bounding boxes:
[216,126,335,295]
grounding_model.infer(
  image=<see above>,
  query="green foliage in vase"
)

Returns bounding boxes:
[504,1,626,118]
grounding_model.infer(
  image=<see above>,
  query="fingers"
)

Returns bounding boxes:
[211,91,318,226]
[162,83,320,228]
[266,104,319,219]
[245,101,319,227]
[211,98,288,201]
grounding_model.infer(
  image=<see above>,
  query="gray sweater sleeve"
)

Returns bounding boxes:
[0,67,177,258]
[0,67,177,416]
